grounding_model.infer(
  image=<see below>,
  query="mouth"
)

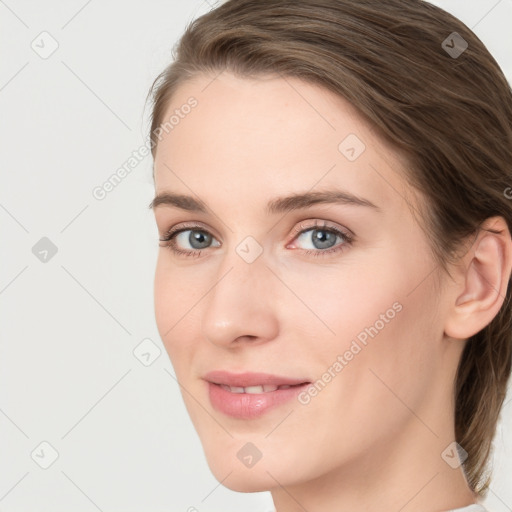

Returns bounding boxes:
[203,371,311,419]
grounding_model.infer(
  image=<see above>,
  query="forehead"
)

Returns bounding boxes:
[153,71,413,214]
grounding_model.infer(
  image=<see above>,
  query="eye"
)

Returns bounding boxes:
[159,224,221,257]
[288,220,353,257]
[173,229,217,250]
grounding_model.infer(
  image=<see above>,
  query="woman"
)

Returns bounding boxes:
[147,1,512,510]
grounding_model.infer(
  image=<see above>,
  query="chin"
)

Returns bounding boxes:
[208,462,278,493]
[201,438,315,493]
[200,442,269,491]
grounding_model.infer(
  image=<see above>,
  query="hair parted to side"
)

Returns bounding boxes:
[147,0,512,497]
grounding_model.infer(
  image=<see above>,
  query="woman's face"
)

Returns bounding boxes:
[152,72,456,491]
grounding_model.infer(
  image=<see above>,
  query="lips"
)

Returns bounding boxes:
[203,371,311,419]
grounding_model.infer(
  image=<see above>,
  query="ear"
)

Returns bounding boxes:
[444,216,512,340]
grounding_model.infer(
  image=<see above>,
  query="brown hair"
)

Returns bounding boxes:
[147,0,512,496]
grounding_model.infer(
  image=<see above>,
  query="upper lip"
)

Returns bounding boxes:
[204,370,310,387]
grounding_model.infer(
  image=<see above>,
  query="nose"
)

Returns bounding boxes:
[200,252,280,348]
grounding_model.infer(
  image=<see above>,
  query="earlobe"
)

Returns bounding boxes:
[444,217,512,340]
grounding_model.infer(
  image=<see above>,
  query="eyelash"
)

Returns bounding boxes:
[158,220,354,259]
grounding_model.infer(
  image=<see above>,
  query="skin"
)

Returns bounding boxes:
[151,71,512,512]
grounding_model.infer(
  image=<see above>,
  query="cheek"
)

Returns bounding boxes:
[153,257,196,363]
[307,258,440,421]
[154,259,174,340]
[285,244,441,398]
[282,259,401,348]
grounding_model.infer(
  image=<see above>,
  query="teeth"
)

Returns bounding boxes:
[244,385,265,394]
[219,384,294,393]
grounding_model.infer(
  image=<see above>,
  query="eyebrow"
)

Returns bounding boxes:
[148,189,380,214]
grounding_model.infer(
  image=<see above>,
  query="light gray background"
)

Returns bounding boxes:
[1,1,511,511]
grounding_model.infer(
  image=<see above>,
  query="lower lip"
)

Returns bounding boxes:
[207,381,310,419]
